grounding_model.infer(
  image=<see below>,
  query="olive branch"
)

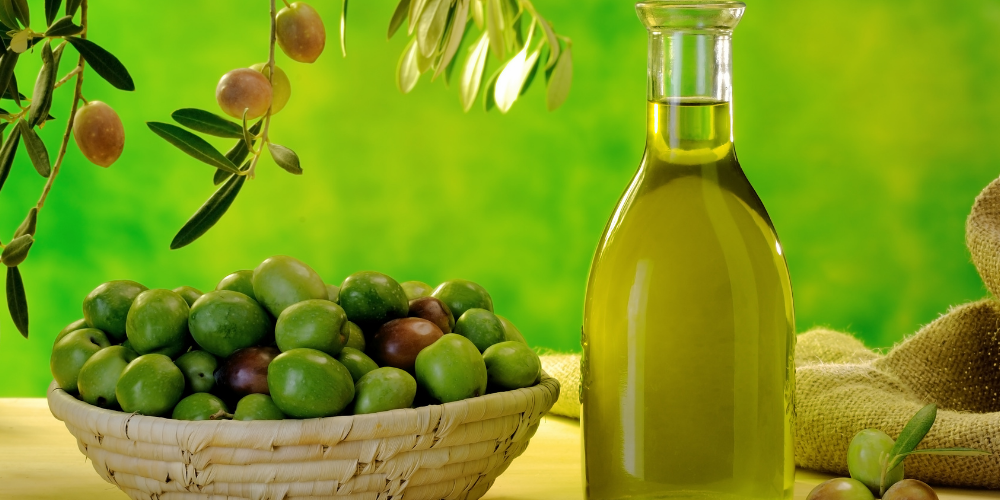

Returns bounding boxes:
[149,0,573,252]
[0,0,135,341]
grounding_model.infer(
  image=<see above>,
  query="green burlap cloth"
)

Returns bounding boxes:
[540,175,1000,488]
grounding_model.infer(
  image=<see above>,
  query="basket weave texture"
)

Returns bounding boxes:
[47,374,559,500]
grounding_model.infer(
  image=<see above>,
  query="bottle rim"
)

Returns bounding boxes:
[636,1,745,31]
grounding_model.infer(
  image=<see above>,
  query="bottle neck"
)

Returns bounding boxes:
[646,30,734,164]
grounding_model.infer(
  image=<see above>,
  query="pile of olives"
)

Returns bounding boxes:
[50,255,541,421]
[807,429,939,500]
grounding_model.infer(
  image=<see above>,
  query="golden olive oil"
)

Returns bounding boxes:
[582,99,795,500]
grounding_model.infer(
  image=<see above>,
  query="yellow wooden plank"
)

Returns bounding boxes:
[2,398,998,500]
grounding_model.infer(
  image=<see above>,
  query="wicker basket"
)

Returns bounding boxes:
[47,374,560,500]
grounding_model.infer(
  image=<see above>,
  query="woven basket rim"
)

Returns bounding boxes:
[47,372,560,432]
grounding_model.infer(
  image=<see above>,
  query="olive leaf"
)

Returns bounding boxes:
[486,0,505,60]
[407,0,428,35]
[8,72,20,108]
[433,0,469,81]
[10,0,26,27]
[44,0,60,26]
[387,0,411,39]
[545,44,572,111]
[396,39,422,94]
[1,234,32,267]
[0,1,17,29]
[171,171,247,250]
[482,64,503,112]
[64,0,80,17]
[471,0,484,30]
[147,122,240,174]
[215,120,262,185]
[459,31,489,111]
[522,0,558,69]
[28,40,58,127]
[18,120,50,178]
[171,108,243,139]
[0,49,20,103]
[0,122,21,194]
[901,448,991,457]
[6,266,27,338]
[66,37,135,91]
[340,0,348,57]
[520,45,541,96]
[416,0,449,58]
[44,14,82,37]
[268,142,302,175]
[241,109,253,151]
[13,207,37,238]
[495,45,540,113]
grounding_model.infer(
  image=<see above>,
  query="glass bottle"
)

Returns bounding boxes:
[581,2,795,499]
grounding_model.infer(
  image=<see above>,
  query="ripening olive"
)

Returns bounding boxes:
[408,296,454,334]
[806,478,876,500]
[276,2,326,63]
[72,101,124,167]
[216,68,273,120]
[250,63,291,115]
[848,429,904,495]
[882,479,939,500]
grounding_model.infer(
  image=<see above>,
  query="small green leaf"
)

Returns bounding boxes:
[407,0,428,35]
[520,46,542,96]
[1,234,32,267]
[18,120,50,178]
[433,0,469,81]
[486,0,505,60]
[171,172,247,250]
[268,142,302,175]
[10,0,26,27]
[904,448,991,457]
[0,49,20,105]
[0,0,17,29]
[522,0,559,69]
[6,266,27,338]
[340,0,348,57]
[66,37,135,91]
[459,31,490,112]
[147,122,239,174]
[44,0,60,25]
[396,39,422,94]
[888,404,937,460]
[545,44,572,111]
[471,0,484,30]
[0,122,21,194]
[28,40,57,127]
[217,120,262,185]
[44,14,81,36]
[495,46,540,113]
[8,72,20,108]
[241,109,254,152]
[13,207,36,238]
[64,0,80,17]
[171,108,243,138]
[483,64,503,112]
[417,0,449,58]
[387,0,411,39]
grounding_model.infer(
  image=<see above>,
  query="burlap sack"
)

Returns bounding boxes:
[542,176,1000,487]
[795,175,1000,488]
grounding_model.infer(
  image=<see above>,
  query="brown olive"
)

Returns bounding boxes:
[882,479,938,500]
[215,68,272,119]
[408,297,455,334]
[72,101,124,167]
[806,478,875,500]
[215,346,280,403]
[371,317,443,372]
[276,2,326,63]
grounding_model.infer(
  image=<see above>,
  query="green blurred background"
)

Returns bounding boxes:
[1,1,999,396]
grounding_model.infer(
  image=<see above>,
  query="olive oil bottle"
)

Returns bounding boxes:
[581,3,795,499]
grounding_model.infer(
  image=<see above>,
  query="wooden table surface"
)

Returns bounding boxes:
[1,398,997,500]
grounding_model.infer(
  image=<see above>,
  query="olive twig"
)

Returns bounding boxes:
[53,65,82,89]
[37,0,88,210]
[245,0,278,179]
